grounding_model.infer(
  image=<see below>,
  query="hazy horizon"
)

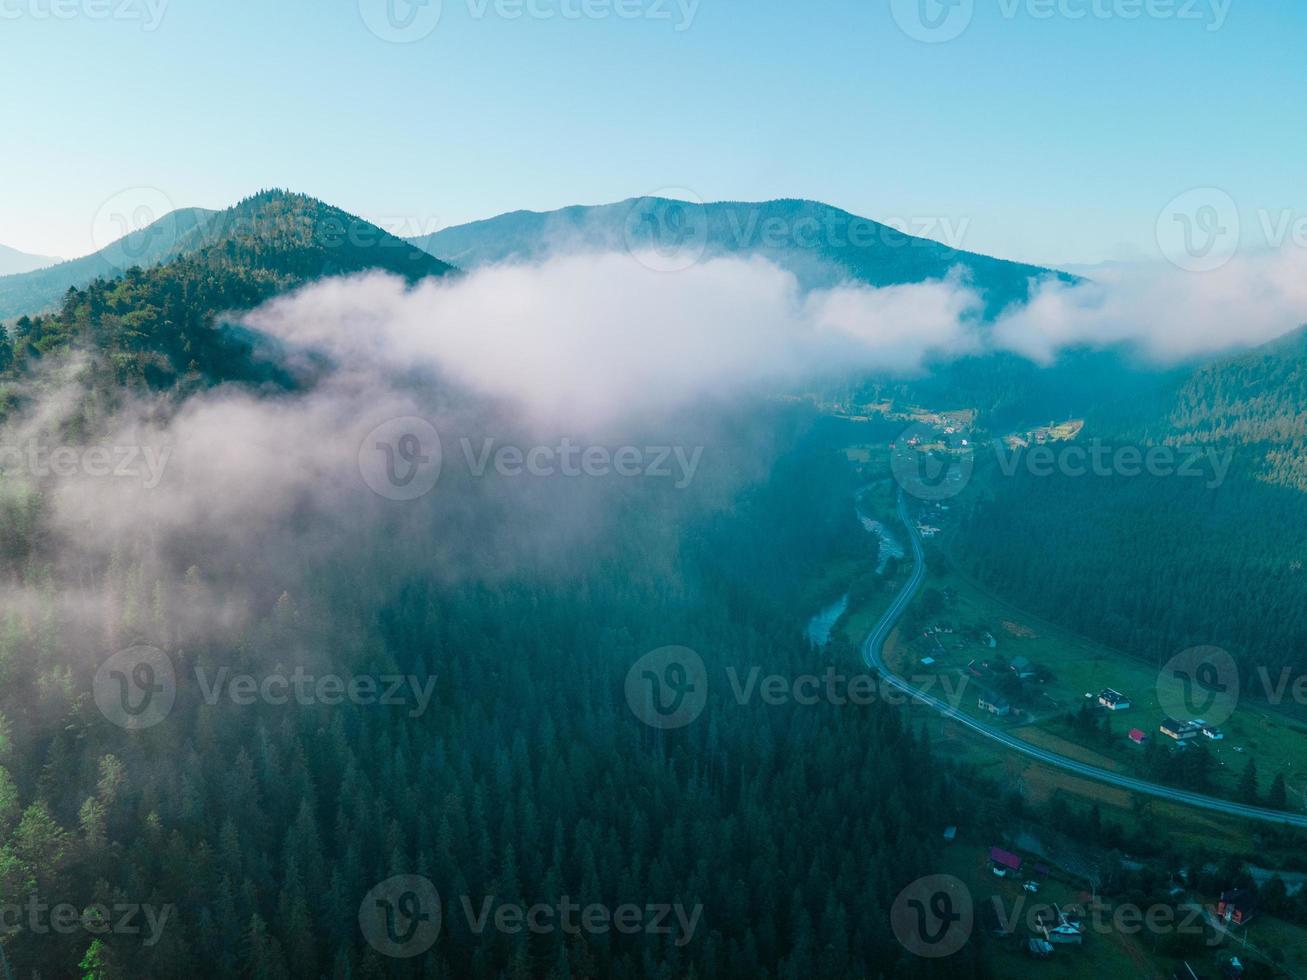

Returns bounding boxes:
[5,0,1307,268]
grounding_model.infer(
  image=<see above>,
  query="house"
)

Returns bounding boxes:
[978,691,1011,717]
[1043,922,1084,945]
[943,826,957,843]
[1038,907,1085,945]
[1009,656,1036,680]
[1026,938,1054,959]
[1098,688,1132,711]
[1217,889,1255,926]
[989,846,1022,877]
[1202,724,1225,741]
[1161,718,1199,741]
[1128,728,1148,745]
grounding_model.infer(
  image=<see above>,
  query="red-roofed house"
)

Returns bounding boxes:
[1129,728,1148,745]
[990,847,1022,877]
[1218,889,1256,926]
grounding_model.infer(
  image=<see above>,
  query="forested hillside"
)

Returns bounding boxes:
[412,197,1065,318]
[0,427,989,978]
[1161,326,1307,490]
[0,206,990,978]
[0,191,453,400]
[951,327,1307,685]
[0,207,218,320]
[956,456,1307,680]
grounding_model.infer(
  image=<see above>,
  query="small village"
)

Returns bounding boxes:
[931,827,1270,977]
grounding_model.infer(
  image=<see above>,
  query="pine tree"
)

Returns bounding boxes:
[1268,772,1288,810]
[78,939,111,980]
[1238,758,1260,804]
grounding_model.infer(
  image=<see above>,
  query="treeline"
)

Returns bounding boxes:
[955,456,1307,683]
[0,429,991,978]
[0,191,451,398]
[0,222,990,979]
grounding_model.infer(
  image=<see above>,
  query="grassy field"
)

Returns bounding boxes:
[920,559,1307,804]
[815,423,1307,976]
[939,842,1169,979]
[820,428,1301,846]
[839,463,1307,807]
[937,841,1307,979]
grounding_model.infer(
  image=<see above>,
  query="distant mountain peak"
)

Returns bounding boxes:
[0,242,61,276]
[0,191,452,321]
[410,197,1068,317]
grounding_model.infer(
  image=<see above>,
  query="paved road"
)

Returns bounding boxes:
[861,490,1307,830]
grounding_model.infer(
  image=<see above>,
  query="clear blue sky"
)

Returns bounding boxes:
[3,0,1303,268]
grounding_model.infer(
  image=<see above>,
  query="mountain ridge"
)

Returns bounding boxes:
[0,243,61,276]
[410,196,1073,318]
[0,206,220,320]
[0,190,453,393]
[0,191,456,322]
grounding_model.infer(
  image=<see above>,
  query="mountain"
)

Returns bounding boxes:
[0,206,219,320]
[1164,324,1307,448]
[0,243,60,276]
[411,197,1069,317]
[949,319,1307,695]
[1,190,454,392]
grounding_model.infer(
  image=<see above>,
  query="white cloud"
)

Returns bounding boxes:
[994,248,1307,363]
[243,252,985,427]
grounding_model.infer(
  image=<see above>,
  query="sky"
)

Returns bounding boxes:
[2,0,1305,269]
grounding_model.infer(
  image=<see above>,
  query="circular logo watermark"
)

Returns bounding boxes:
[890,423,974,501]
[623,190,709,273]
[359,417,443,501]
[358,0,443,42]
[624,646,708,729]
[359,875,442,958]
[93,645,176,731]
[91,186,181,275]
[1157,645,1240,726]
[890,0,975,43]
[890,874,973,957]
[1156,188,1240,273]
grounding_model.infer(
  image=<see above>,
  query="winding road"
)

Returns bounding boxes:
[861,490,1307,830]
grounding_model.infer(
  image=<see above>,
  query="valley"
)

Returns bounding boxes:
[814,407,1307,977]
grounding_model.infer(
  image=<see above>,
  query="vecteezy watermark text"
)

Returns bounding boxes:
[623,646,970,730]
[891,423,1235,501]
[458,895,701,947]
[358,875,702,959]
[621,190,972,273]
[0,442,171,489]
[1,894,174,948]
[358,0,699,43]
[94,645,438,730]
[0,0,169,30]
[1158,643,1307,728]
[892,0,1231,44]
[995,439,1232,489]
[724,666,968,709]
[891,875,1222,959]
[461,438,703,489]
[358,418,706,501]
[464,0,699,29]
[195,667,437,719]
[1158,186,1307,272]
